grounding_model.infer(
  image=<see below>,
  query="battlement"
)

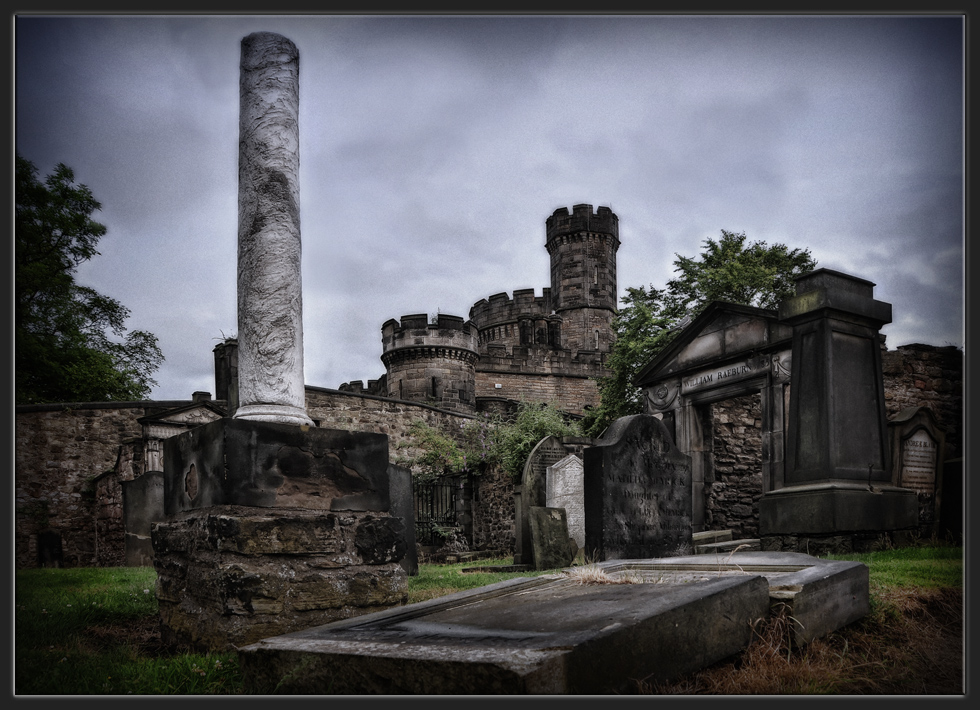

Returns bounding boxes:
[545,204,619,243]
[469,288,555,327]
[381,313,479,357]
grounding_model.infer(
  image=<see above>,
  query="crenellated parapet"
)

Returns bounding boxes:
[380,314,479,413]
[545,203,620,249]
[468,288,562,350]
[381,313,479,363]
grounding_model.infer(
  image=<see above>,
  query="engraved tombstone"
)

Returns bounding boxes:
[584,414,693,560]
[888,406,946,533]
[514,436,568,566]
[546,454,585,551]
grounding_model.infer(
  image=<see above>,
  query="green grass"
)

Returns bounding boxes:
[15,548,962,695]
[15,567,243,695]
[825,544,963,589]
[408,557,561,603]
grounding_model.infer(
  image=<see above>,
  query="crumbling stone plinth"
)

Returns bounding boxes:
[154,418,409,651]
[153,506,408,651]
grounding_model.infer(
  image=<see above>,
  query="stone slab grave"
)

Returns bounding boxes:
[237,551,868,694]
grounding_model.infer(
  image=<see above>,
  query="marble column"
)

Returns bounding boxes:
[235,31,313,425]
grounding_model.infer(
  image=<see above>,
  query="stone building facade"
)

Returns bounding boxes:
[343,204,620,418]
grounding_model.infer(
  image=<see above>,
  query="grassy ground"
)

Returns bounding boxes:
[14,547,964,695]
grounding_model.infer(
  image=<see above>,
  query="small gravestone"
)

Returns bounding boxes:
[122,471,165,567]
[514,436,568,566]
[388,464,418,576]
[528,506,575,570]
[889,406,946,533]
[584,414,693,560]
[546,454,585,551]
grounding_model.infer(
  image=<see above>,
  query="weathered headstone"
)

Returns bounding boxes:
[122,471,164,567]
[514,435,568,566]
[889,406,946,534]
[584,414,693,560]
[528,506,575,570]
[546,453,585,550]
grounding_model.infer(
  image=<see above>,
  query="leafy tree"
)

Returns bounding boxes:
[404,418,500,483]
[15,155,164,404]
[582,230,816,436]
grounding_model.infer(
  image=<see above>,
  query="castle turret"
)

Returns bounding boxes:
[546,204,619,354]
[381,314,479,413]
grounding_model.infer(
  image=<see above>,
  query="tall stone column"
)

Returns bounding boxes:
[235,31,313,425]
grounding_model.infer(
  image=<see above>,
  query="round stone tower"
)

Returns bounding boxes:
[545,204,620,353]
[381,313,479,413]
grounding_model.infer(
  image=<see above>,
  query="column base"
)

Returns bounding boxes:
[233,403,314,426]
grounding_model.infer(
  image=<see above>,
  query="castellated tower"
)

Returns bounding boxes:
[381,314,479,413]
[546,204,620,354]
[372,204,619,417]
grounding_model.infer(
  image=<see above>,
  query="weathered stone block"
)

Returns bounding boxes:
[163,418,391,514]
[528,506,574,570]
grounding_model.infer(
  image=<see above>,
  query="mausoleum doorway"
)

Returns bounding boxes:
[635,302,793,534]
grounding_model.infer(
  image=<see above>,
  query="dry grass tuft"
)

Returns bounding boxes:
[563,564,643,585]
[633,586,963,695]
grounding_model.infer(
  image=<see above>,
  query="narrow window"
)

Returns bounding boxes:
[595,330,600,350]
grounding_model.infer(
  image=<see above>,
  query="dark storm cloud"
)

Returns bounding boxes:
[14,14,963,399]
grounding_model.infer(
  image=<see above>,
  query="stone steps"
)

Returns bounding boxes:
[693,529,761,554]
[695,538,762,554]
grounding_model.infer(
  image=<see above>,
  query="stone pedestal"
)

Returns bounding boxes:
[760,269,917,550]
[153,506,407,651]
[153,418,408,651]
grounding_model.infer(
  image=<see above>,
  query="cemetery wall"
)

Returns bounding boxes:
[14,343,962,569]
[882,342,963,459]
[14,401,186,569]
[469,461,517,552]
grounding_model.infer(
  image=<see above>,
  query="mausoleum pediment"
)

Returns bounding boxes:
[137,401,226,440]
[636,301,791,387]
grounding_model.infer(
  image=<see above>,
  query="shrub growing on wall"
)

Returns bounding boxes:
[494,402,582,482]
[405,402,580,484]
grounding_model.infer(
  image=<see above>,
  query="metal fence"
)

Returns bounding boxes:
[414,478,459,546]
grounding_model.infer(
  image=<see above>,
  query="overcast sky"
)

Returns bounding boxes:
[14,14,964,402]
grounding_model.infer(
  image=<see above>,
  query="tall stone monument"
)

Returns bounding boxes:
[152,33,408,652]
[235,31,313,426]
[759,269,917,550]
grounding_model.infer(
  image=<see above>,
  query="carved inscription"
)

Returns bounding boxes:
[681,359,764,394]
[900,429,938,494]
